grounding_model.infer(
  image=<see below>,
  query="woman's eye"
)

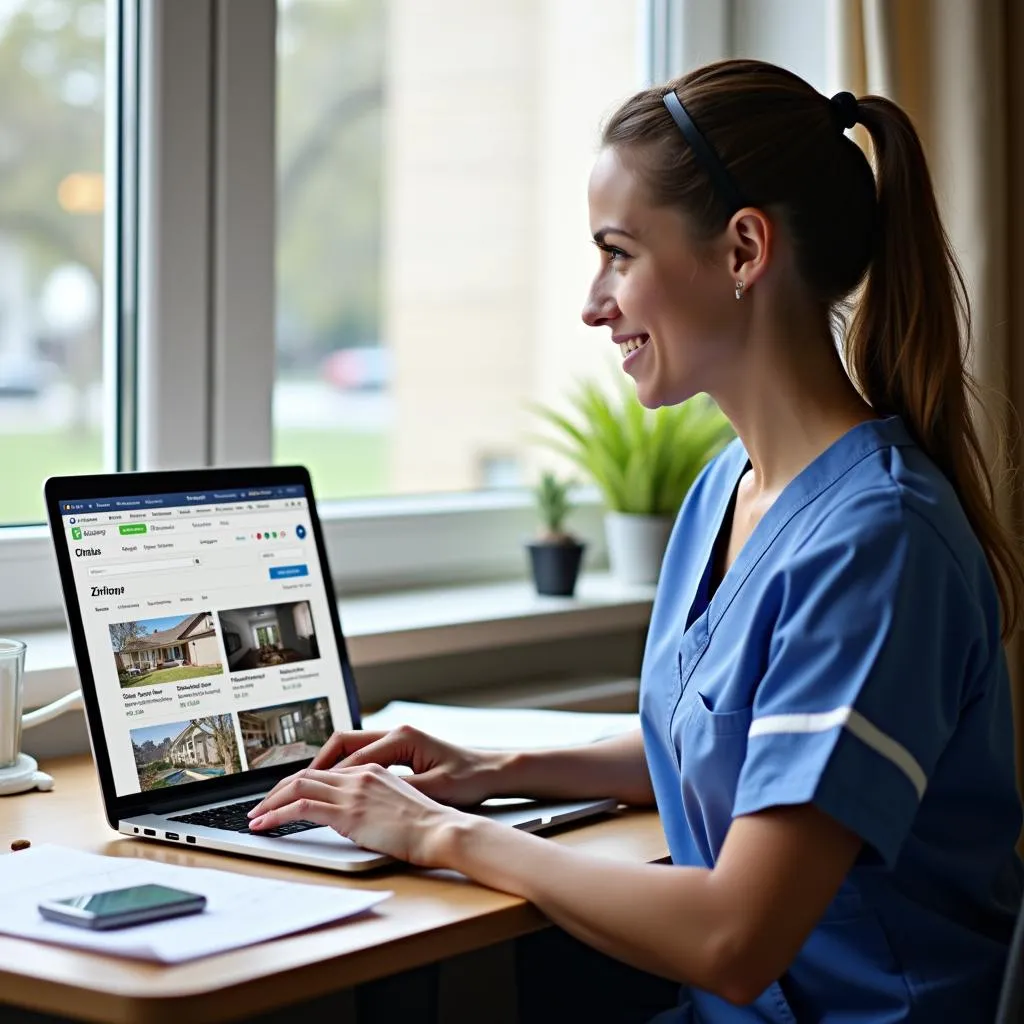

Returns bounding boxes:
[592,240,631,267]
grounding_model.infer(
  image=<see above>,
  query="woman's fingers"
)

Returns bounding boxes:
[338,725,430,770]
[338,734,407,770]
[257,763,331,805]
[248,770,339,820]
[310,730,388,770]
[248,798,338,833]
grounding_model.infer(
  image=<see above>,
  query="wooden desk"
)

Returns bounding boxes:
[0,756,668,1024]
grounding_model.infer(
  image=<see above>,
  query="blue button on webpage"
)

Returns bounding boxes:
[269,564,309,580]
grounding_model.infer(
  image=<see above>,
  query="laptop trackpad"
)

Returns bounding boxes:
[272,827,385,860]
[275,827,368,852]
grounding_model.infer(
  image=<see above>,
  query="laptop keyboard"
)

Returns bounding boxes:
[169,798,322,838]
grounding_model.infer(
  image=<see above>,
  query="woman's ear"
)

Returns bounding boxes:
[727,208,772,289]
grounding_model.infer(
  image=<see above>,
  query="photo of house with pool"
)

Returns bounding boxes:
[130,715,243,790]
[217,601,319,671]
[110,612,225,688]
[238,697,334,769]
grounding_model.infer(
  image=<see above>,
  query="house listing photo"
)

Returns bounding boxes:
[238,697,334,769]
[217,601,319,671]
[130,714,243,791]
[109,612,226,688]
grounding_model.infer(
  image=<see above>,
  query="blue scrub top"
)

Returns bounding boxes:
[641,416,1023,1023]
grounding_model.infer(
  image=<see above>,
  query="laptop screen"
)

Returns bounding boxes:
[55,483,354,797]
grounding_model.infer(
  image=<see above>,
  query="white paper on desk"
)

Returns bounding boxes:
[363,700,639,750]
[0,845,391,963]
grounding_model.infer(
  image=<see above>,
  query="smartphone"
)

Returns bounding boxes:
[38,883,207,930]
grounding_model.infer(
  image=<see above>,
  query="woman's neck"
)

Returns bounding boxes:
[709,313,876,497]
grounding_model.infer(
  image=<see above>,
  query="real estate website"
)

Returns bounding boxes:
[57,485,353,797]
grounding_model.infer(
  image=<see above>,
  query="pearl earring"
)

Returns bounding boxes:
[735,280,745,301]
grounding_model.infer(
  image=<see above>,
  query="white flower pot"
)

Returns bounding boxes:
[604,512,674,585]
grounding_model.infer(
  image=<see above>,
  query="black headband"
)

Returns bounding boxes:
[662,89,748,216]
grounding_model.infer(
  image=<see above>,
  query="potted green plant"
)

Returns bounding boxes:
[526,472,586,596]
[533,379,733,585]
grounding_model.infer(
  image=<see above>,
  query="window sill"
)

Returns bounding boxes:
[21,572,655,708]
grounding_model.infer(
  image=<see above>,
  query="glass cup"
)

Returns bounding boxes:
[0,639,27,769]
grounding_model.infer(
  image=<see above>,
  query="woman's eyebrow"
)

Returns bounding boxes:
[593,227,637,245]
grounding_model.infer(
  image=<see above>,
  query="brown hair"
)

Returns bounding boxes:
[603,58,1023,639]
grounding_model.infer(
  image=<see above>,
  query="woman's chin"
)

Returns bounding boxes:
[631,377,698,410]
[631,382,665,409]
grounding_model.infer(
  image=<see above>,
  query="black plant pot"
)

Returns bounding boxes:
[527,540,586,597]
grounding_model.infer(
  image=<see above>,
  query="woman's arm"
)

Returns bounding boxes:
[325,726,655,807]
[249,762,861,1005]
[492,729,655,806]
[436,800,861,1004]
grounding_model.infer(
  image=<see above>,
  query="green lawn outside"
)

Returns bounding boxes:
[1,430,390,526]
[274,428,390,500]
[120,664,225,688]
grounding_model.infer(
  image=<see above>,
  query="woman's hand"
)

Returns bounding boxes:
[306,725,506,807]
[247,763,469,867]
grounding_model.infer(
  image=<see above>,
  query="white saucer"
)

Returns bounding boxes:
[0,753,54,796]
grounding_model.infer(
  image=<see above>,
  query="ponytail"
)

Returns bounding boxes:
[852,96,1023,639]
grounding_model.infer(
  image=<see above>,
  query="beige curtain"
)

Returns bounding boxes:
[826,0,1024,791]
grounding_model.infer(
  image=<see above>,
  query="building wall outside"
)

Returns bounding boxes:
[386,0,644,493]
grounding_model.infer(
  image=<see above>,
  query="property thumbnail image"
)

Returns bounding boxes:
[217,601,319,671]
[130,715,243,791]
[111,612,225,688]
[238,697,334,769]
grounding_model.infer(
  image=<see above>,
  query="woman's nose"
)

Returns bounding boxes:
[582,287,619,328]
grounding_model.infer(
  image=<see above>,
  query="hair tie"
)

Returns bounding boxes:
[829,91,860,132]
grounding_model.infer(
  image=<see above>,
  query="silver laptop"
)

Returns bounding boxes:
[44,467,615,873]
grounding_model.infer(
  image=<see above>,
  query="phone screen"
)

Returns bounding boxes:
[53,884,200,917]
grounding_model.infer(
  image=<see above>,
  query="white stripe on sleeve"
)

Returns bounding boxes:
[748,706,927,799]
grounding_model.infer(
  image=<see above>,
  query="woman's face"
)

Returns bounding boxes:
[582,146,738,408]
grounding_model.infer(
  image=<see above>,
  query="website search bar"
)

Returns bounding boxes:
[87,557,200,578]
[261,548,303,561]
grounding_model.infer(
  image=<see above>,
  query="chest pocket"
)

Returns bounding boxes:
[675,672,755,865]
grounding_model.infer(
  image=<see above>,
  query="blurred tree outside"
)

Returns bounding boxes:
[0,0,388,392]
[0,0,105,430]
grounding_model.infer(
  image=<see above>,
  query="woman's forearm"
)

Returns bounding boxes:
[433,804,862,1007]
[489,729,655,806]
[437,815,724,990]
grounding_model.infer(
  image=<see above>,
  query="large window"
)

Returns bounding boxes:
[274,0,645,499]
[0,0,109,525]
[2,0,662,630]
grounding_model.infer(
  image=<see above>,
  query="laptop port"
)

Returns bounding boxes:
[143,828,156,836]
[186,836,196,844]
[165,832,179,841]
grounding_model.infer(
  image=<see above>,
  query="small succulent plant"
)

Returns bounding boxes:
[533,471,576,543]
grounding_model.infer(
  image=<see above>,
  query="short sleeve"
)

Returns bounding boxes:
[731,486,987,867]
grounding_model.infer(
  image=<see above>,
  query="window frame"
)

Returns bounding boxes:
[0,0,688,632]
